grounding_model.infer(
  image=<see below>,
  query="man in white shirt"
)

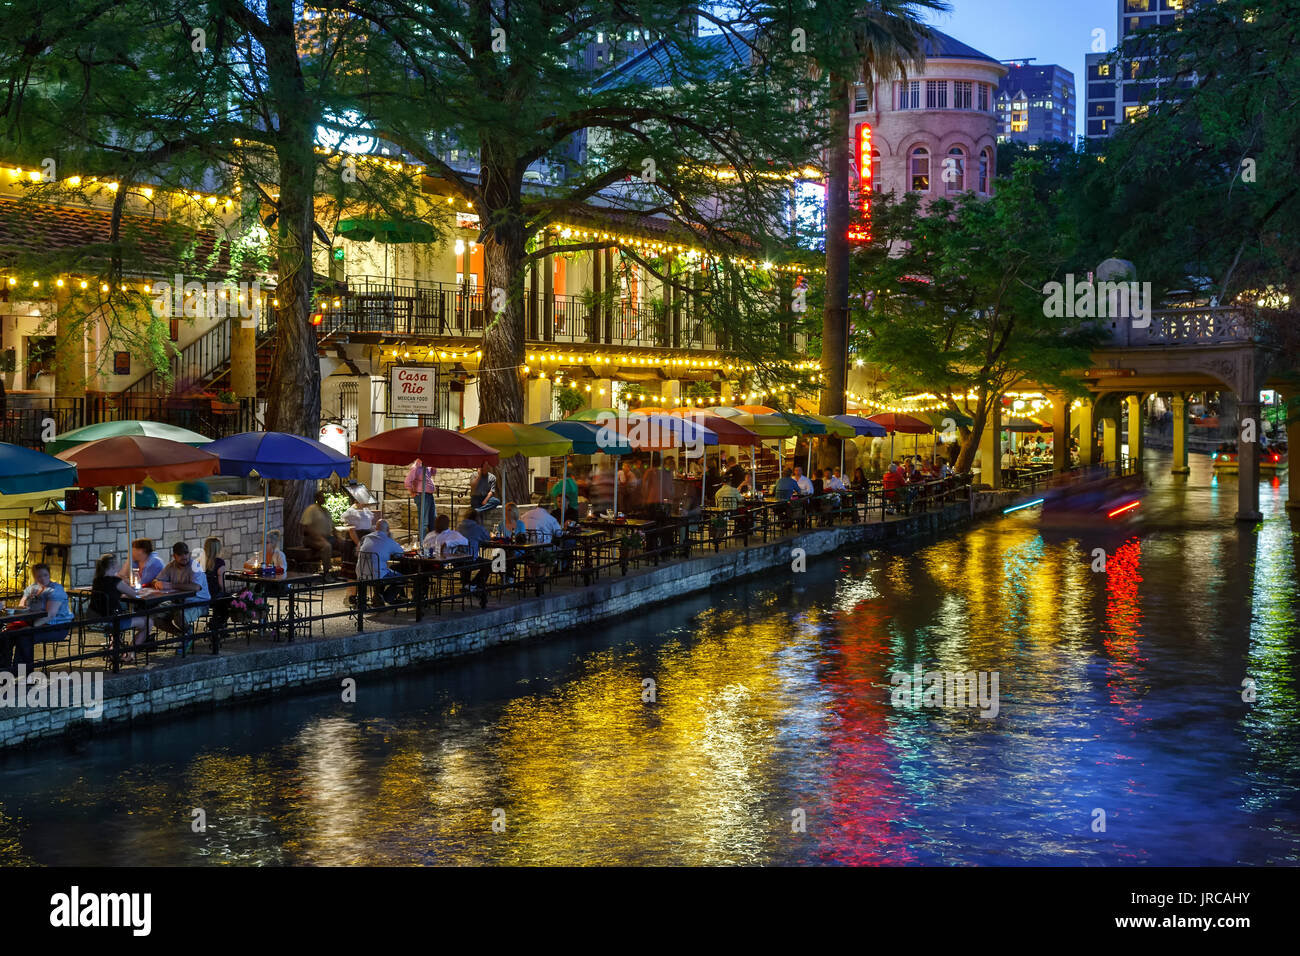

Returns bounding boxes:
[792,465,814,496]
[714,480,742,510]
[521,505,562,543]
[827,468,847,492]
[357,519,406,607]
[422,514,469,557]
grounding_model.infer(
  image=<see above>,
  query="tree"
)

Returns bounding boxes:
[0,0,430,538]
[850,159,1104,474]
[811,0,947,471]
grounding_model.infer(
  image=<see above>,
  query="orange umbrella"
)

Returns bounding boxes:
[56,435,219,486]
[631,406,671,415]
[734,405,778,415]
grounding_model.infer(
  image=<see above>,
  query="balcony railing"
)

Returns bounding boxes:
[328,277,723,351]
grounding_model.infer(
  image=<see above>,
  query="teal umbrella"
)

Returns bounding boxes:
[45,420,212,454]
[0,442,77,495]
[532,419,634,522]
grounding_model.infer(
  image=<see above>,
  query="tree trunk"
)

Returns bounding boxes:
[956,390,990,474]
[478,169,528,503]
[819,73,851,472]
[263,0,320,547]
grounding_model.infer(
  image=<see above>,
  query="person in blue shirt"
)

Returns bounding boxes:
[131,538,165,586]
[456,509,492,606]
[4,563,73,675]
[132,483,159,509]
[178,479,211,504]
[773,467,798,501]
[356,520,407,607]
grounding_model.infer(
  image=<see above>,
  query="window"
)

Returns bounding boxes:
[978,83,989,112]
[945,147,966,193]
[910,147,930,191]
[954,81,973,109]
[978,148,992,194]
[898,81,921,110]
[1125,0,1150,10]
[854,85,871,112]
[871,149,882,192]
[926,80,948,109]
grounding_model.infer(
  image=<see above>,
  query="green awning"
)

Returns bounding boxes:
[336,218,437,244]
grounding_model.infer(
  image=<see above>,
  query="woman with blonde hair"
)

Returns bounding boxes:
[202,537,229,635]
[91,551,151,660]
[246,529,287,575]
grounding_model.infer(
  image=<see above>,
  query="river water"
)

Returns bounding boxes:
[2,452,1297,866]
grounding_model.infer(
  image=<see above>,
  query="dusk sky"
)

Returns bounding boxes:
[924,0,1118,140]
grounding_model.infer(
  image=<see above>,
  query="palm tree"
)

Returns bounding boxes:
[818,0,948,469]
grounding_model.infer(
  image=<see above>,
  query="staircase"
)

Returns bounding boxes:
[122,313,278,398]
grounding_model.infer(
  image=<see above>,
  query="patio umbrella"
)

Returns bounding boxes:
[630,406,672,415]
[568,407,620,422]
[532,419,633,519]
[803,414,856,476]
[868,412,932,462]
[353,427,499,542]
[463,422,574,520]
[832,414,889,437]
[44,419,212,455]
[703,406,744,418]
[724,413,798,489]
[734,404,778,414]
[680,414,759,504]
[206,432,352,565]
[56,436,219,580]
[0,442,77,495]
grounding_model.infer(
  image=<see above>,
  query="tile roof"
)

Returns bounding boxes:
[0,197,233,279]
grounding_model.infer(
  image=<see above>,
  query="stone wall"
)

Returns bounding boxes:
[27,496,282,587]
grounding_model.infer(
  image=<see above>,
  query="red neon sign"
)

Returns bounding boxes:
[848,122,871,243]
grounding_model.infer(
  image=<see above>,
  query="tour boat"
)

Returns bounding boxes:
[1210,445,1287,476]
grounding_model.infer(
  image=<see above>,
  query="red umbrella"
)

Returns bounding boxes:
[680,414,761,446]
[866,413,931,434]
[56,435,219,486]
[352,427,499,467]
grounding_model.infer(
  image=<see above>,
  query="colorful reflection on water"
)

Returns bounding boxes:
[2,453,1298,865]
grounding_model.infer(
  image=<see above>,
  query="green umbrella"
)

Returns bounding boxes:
[45,420,213,454]
[336,218,437,243]
[568,407,621,422]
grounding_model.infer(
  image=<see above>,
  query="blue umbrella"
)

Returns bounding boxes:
[531,419,634,523]
[833,415,888,437]
[0,441,77,495]
[206,432,352,563]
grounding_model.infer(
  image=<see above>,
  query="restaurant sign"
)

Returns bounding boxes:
[390,366,437,415]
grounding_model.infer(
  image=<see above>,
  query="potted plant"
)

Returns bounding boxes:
[555,385,584,419]
[211,389,240,413]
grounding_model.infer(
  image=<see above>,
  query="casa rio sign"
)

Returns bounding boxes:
[390,366,437,416]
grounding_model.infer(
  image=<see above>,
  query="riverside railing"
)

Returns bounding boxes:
[23,478,979,674]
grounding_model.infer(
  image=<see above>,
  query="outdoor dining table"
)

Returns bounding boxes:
[226,569,324,642]
[0,606,51,626]
[391,551,480,612]
[486,538,557,595]
[553,527,609,585]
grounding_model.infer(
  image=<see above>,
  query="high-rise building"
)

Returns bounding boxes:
[995,61,1076,144]
[1085,0,1193,140]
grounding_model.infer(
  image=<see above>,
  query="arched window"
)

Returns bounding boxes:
[978,148,992,194]
[910,146,930,192]
[945,147,966,194]
[871,149,882,193]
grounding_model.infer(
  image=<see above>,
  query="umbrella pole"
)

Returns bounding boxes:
[750,445,756,492]
[560,455,568,526]
[262,478,269,567]
[126,486,133,583]
[613,459,619,516]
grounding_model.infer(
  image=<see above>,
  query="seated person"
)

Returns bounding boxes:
[811,469,825,496]
[90,551,152,659]
[3,562,73,675]
[151,541,210,637]
[455,510,493,605]
[132,483,159,509]
[423,513,469,557]
[342,499,374,557]
[724,457,746,488]
[521,503,562,543]
[469,463,501,512]
[132,538,166,586]
[792,465,814,496]
[773,468,798,501]
[827,468,847,492]
[178,479,211,505]
[245,529,287,575]
[500,502,527,538]
[714,479,743,510]
[300,491,340,575]
[356,519,405,605]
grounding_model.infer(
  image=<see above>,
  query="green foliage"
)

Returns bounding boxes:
[323,493,352,526]
[555,386,584,417]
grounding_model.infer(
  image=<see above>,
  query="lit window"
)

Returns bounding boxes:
[946,147,966,193]
[1098,63,1111,77]
[910,146,930,191]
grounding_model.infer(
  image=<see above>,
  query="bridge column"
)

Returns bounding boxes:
[1051,394,1070,473]
[231,320,257,400]
[1102,416,1119,466]
[978,399,1002,489]
[1125,395,1144,469]
[1075,401,1095,466]
[1170,392,1190,475]
[1237,400,1262,522]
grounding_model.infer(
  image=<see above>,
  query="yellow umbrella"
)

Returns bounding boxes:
[463,422,575,520]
